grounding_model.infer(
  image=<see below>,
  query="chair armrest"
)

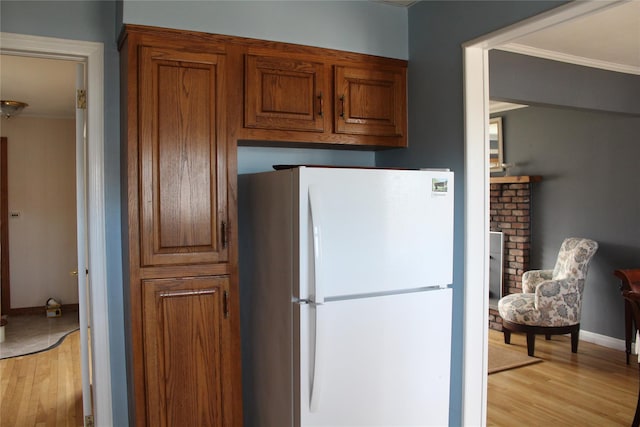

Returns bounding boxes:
[522,269,553,293]
[623,290,640,302]
[615,269,640,292]
[534,278,582,326]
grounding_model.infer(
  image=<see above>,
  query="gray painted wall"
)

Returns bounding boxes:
[494,106,640,339]
[121,0,409,60]
[490,50,640,115]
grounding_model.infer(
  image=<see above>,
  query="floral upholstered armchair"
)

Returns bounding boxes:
[498,237,599,356]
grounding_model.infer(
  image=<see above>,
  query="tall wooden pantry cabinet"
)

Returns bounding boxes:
[119,25,243,427]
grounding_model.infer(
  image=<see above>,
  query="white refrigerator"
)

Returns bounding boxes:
[239,166,454,427]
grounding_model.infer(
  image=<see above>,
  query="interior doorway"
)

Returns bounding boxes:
[461,1,625,425]
[0,67,79,315]
[0,32,111,426]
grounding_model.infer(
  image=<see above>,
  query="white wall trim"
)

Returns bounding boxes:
[580,330,627,352]
[0,32,112,426]
[461,1,626,425]
[497,43,640,76]
[462,44,491,426]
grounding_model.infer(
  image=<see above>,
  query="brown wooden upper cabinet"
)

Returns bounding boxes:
[334,65,405,138]
[242,50,407,148]
[245,53,326,132]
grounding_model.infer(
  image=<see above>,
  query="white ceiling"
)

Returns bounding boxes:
[0,55,77,119]
[1,1,638,119]
[498,0,640,75]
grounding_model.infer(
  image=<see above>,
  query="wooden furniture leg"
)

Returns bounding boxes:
[571,330,579,353]
[627,300,634,365]
[503,329,511,345]
[526,333,536,357]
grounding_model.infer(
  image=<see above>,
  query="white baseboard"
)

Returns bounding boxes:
[580,329,627,352]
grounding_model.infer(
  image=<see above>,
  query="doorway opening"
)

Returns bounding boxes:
[0,32,111,426]
[461,1,622,424]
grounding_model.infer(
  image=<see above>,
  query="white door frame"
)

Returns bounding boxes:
[461,1,624,425]
[0,32,112,426]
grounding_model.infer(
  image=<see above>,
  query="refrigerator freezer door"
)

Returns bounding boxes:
[301,168,453,300]
[298,288,452,426]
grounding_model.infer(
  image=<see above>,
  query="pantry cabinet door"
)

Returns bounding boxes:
[138,46,228,267]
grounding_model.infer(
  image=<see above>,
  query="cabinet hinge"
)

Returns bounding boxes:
[223,291,229,319]
[84,415,94,427]
[77,89,87,110]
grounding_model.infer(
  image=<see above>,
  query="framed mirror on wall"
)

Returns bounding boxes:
[489,117,503,172]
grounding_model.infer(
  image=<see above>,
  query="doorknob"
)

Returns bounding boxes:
[70,270,78,277]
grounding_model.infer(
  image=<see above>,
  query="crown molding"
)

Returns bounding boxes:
[498,43,640,76]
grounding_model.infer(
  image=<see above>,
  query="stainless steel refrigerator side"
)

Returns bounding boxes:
[239,170,296,427]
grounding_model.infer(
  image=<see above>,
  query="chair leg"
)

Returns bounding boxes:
[503,328,511,345]
[571,329,579,353]
[526,332,536,357]
[545,334,551,340]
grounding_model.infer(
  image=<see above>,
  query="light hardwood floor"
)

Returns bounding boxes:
[1,328,636,426]
[0,330,82,427]
[488,328,638,426]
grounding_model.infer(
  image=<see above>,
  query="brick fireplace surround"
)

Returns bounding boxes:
[488,175,542,331]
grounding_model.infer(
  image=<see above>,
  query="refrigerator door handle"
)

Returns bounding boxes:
[309,304,324,412]
[308,185,325,412]
[308,185,324,305]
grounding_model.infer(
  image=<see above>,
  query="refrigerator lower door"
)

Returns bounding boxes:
[298,288,452,426]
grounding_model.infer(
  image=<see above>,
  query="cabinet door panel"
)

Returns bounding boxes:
[245,54,325,132]
[143,276,230,427]
[139,46,228,266]
[335,66,405,137]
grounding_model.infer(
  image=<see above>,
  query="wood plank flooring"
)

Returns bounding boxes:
[488,328,639,426]
[0,330,82,427]
[1,327,636,426]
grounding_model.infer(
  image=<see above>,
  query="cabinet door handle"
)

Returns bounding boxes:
[221,221,228,249]
[224,291,229,319]
[317,92,324,117]
[339,95,345,118]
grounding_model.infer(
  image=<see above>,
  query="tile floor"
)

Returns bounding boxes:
[0,311,79,359]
